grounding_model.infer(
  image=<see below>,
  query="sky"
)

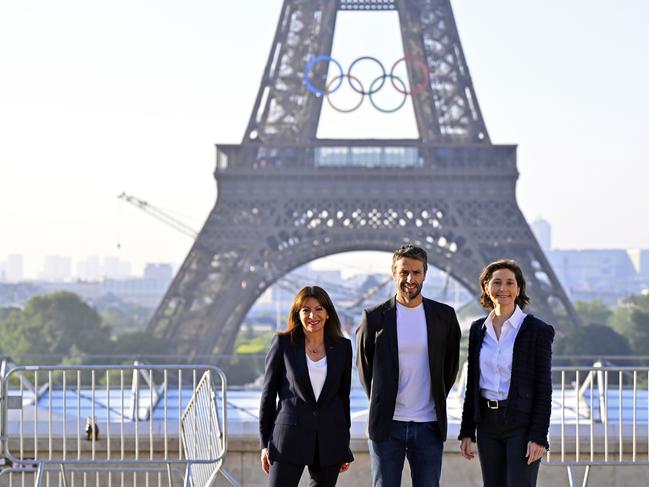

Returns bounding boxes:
[1,0,648,279]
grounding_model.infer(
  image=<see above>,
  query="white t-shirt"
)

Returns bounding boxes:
[393,302,437,422]
[307,355,327,401]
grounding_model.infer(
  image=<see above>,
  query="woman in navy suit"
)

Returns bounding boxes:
[459,260,555,487]
[259,286,354,487]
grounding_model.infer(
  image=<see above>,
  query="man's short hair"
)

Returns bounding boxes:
[392,244,428,273]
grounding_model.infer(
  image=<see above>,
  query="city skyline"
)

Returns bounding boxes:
[1,0,648,278]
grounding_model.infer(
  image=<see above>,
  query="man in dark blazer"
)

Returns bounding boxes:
[356,244,461,487]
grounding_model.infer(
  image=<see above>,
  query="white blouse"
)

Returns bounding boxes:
[479,305,527,401]
[307,355,327,401]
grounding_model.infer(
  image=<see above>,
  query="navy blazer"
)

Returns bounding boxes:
[459,314,555,449]
[355,296,461,442]
[259,332,354,466]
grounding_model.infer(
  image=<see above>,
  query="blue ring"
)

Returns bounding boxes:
[304,55,344,97]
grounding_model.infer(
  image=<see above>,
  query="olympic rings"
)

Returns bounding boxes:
[304,55,344,97]
[326,74,364,113]
[390,56,430,96]
[369,75,408,113]
[347,56,386,95]
[303,55,430,113]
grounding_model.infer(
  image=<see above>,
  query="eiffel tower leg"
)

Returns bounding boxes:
[148,202,275,360]
[454,183,581,329]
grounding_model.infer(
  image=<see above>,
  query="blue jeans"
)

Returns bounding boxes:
[368,420,443,487]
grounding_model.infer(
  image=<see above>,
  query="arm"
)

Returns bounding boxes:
[340,339,353,430]
[459,323,478,442]
[527,323,555,449]
[259,335,283,449]
[355,309,374,398]
[444,308,462,396]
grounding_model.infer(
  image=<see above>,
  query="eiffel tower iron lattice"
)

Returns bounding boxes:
[148,0,581,361]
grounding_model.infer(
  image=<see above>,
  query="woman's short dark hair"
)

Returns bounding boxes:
[479,259,530,310]
[392,244,428,273]
[278,286,344,340]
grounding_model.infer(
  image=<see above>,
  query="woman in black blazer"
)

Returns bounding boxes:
[259,286,354,487]
[459,260,555,487]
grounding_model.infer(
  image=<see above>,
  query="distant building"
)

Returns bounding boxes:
[0,261,173,310]
[548,249,644,303]
[77,255,102,281]
[531,218,552,253]
[40,256,72,282]
[102,256,131,280]
[0,255,22,282]
[627,249,649,279]
[143,263,173,281]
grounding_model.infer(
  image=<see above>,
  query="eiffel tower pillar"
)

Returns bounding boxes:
[148,0,580,361]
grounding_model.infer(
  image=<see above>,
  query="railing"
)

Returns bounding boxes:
[215,141,517,173]
[545,363,649,487]
[452,361,649,487]
[0,363,241,487]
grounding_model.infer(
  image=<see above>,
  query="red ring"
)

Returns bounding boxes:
[389,56,430,96]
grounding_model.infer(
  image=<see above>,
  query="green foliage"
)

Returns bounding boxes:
[0,291,111,364]
[555,324,631,358]
[628,308,649,355]
[220,353,265,386]
[609,305,634,337]
[573,300,612,326]
[235,331,275,354]
[99,303,151,336]
[608,295,649,355]
[111,331,172,359]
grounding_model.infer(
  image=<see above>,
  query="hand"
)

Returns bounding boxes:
[460,437,475,460]
[339,461,352,473]
[525,441,546,464]
[260,448,271,474]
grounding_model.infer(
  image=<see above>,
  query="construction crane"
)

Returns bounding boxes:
[117,192,198,239]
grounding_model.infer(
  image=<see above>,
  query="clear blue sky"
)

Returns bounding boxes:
[1,0,648,278]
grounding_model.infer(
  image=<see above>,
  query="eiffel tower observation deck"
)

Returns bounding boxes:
[148,0,581,361]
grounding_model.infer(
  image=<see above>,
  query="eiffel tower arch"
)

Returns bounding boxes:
[148,0,580,361]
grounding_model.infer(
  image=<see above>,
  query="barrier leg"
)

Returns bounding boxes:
[219,468,241,487]
[567,465,576,487]
[567,465,591,487]
[582,465,591,487]
[34,464,45,487]
[166,463,173,487]
[59,464,69,487]
[184,462,192,487]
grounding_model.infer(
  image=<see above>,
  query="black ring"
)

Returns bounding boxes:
[346,56,386,95]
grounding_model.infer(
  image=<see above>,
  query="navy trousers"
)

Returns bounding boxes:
[476,407,541,487]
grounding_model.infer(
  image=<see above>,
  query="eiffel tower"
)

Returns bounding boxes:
[148,0,580,360]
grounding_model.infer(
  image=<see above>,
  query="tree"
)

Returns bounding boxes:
[99,305,151,336]
[555,324,631,358]
[629,308,649,355]
[111,331,172,360]
[0,291,111,364]
[609,304,634,337]
[609,295,649,355]
[573,300,612,327]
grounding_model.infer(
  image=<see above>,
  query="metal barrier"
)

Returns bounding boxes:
[0,364,241,487]
[545,363,649,487]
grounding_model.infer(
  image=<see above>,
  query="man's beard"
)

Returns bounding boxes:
[399,283,421,300]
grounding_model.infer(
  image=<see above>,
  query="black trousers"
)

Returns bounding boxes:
[268,444,341,487]
[476,407,540,487]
